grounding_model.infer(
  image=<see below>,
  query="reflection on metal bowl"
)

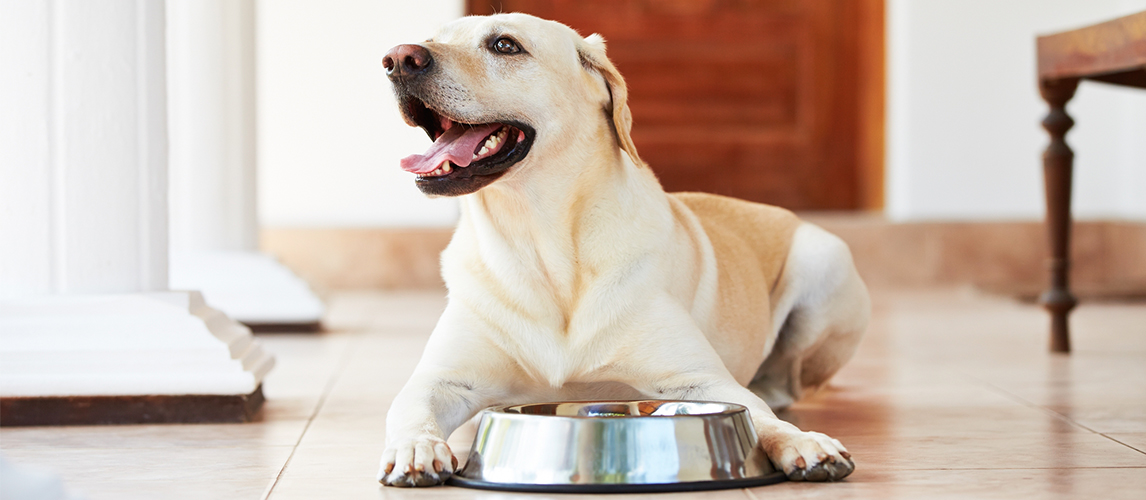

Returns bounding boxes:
[449,400,786,493]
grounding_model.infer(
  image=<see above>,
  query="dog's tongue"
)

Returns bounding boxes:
[400,123,502,174]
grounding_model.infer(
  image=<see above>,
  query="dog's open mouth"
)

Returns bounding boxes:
[398,96,534,194]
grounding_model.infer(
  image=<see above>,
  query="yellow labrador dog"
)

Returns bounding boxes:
[378,13,869,487]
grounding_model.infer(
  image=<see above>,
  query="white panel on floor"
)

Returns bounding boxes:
[170,252,324,325]
[0,292,273,397]
[0,0,272,401]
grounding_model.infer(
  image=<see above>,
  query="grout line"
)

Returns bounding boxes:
[964,375,1099,432]
[972,378,1146,456]
[1101,434,1146,455]
[738,467,1146,493]
[261,334,364,500]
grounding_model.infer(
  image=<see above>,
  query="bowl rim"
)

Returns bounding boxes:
[448,472,788,493]
[484,399,750,420]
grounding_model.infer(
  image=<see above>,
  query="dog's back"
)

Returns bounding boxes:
[672,191,800,294]
[669,191,802,383]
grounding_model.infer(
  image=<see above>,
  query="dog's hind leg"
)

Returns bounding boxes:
[748,223,870,410]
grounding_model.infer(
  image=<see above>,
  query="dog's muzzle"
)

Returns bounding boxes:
[382,43,536,197]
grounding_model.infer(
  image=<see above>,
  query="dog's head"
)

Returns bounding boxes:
[384,13,641,197]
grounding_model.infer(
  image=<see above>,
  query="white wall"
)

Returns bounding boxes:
[256,0,1146,227]
[256,0,464,228]
[887,0,1146,221]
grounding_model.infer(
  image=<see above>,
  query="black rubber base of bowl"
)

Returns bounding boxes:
[447,472,787,493]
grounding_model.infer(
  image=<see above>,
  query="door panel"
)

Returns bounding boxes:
[468,0,878,210]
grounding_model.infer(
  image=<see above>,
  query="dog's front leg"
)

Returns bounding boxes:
[624,300,854,481]
[654,376,855,481]
[376,374,477,486]
[377,318,512,487]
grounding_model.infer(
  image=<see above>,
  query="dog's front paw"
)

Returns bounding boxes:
[377,435,457,487]
[764,431,854,481]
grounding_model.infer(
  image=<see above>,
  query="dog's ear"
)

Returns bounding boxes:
[578,34,643,167]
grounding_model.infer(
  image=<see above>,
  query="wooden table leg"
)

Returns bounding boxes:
[1038,77,1079,353]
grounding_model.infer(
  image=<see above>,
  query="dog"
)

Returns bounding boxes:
[377,13,870,487]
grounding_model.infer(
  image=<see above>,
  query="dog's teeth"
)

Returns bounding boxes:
[442,161,452,173]
[477,146,488,156]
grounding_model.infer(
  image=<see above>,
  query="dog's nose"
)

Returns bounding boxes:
[383,44,432,79]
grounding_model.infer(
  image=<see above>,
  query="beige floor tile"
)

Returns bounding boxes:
[297,413,388,449]
[3,288,1143,500]
[841,431,1146,470]
[278,424,479,489]
[279,444,381,479]
[322,290,447,332]
[0,419,308,449]
[1106,433,1146,453]
[969,355,1146,389]
[266,475,385,500]
[258,333,359,390]
[995,381,1146,409]
[315,396,396,421]
[794,381,1038,414]
[747,468,1146,500]
[261,396,324,421]
[311,334,431,417]
[258,332,361,420]
[1048,404,1146,433]
[66,479,273,500]
[1071,304,1146,352]
[781,401,1082,439]
[1,445,292,491]
[337,333,433,379]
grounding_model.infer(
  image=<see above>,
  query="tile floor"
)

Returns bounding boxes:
[2,288,1144,499]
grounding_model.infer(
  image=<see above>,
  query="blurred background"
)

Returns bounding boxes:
[2,0,1143,335]
[256,0,1145,297]
[2,2,1144,497]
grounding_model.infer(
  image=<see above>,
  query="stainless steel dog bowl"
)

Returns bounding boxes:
[449,400,786,492]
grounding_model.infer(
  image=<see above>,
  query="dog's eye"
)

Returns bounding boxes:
[493,37,521,54]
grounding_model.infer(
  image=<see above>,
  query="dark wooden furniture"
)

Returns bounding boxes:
[1036,11,1146,353]
[468,0,885,210]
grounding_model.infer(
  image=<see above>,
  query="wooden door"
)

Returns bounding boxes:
[468,0,883,210]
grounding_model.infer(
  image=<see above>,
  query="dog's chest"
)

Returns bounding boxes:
[447,205,673,391]
[466,271,656,390]
[496,316,627,389]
